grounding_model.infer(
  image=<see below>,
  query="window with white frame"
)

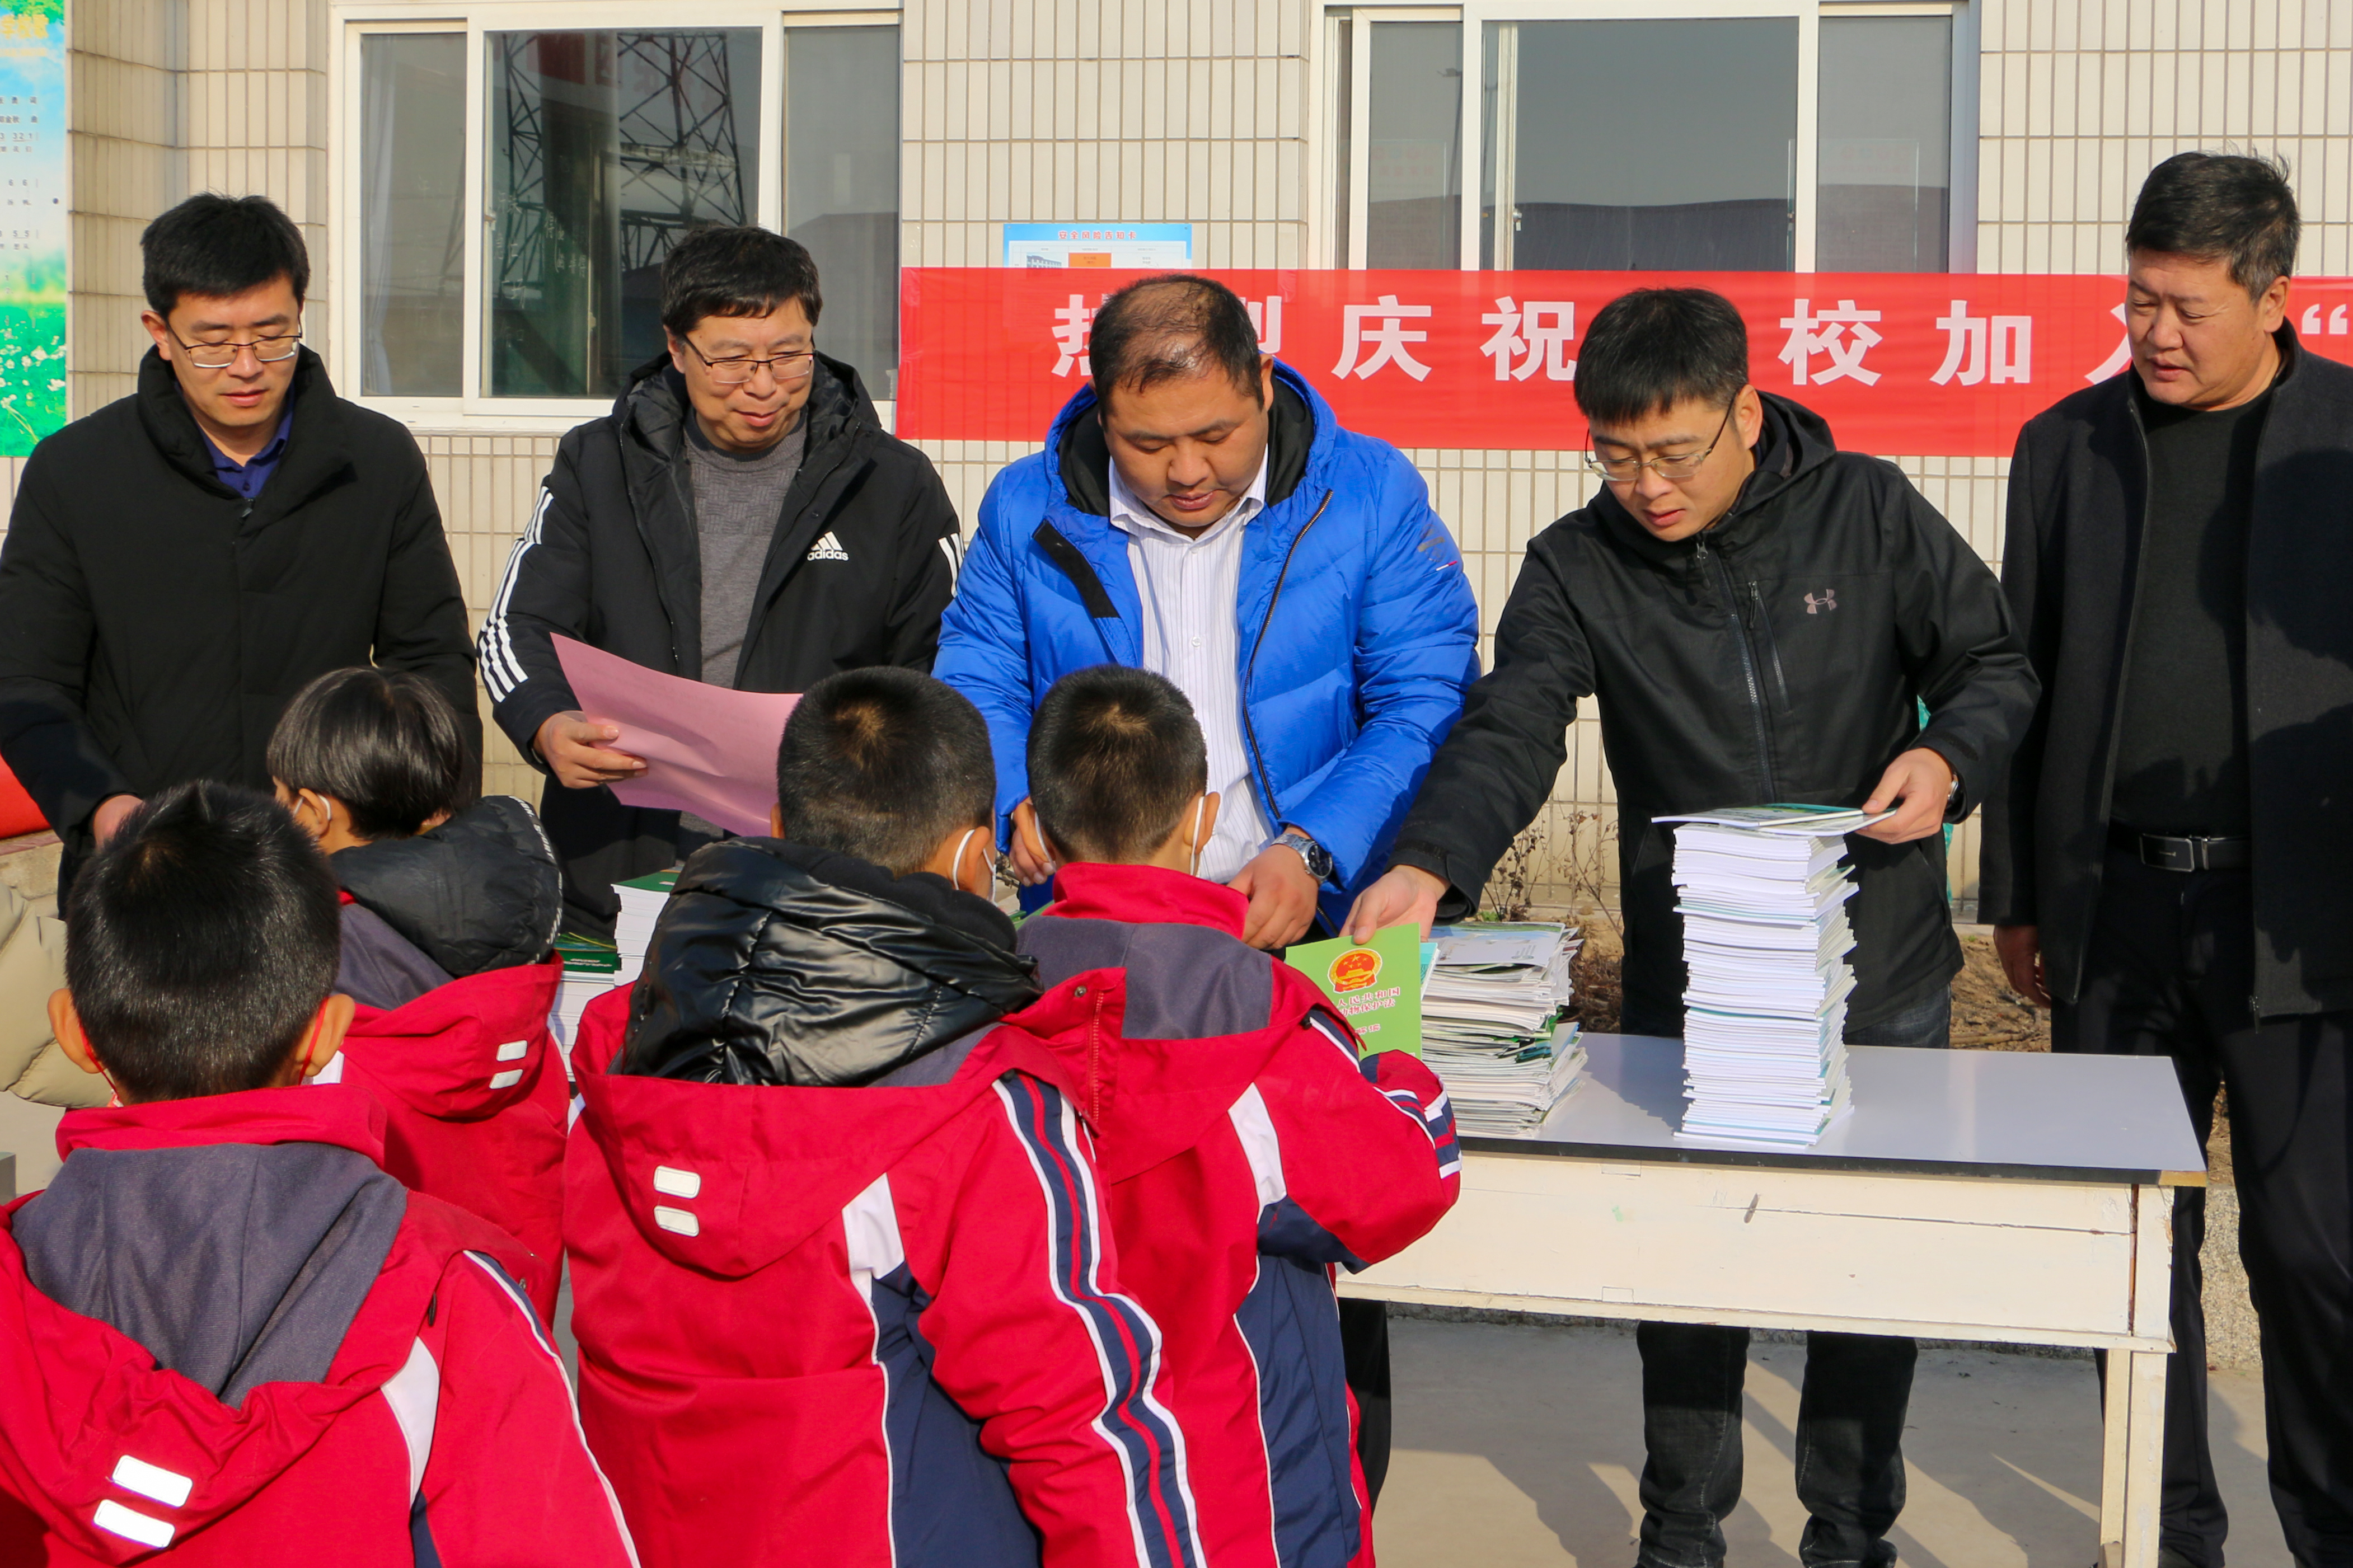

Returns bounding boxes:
[343,8,902,414]
[1325,3,1975,274]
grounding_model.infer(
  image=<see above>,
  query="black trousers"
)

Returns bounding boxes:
[1622,987,1948,1567]
[2055,846,2353,1567]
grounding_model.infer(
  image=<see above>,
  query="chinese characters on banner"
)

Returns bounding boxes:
[0,0,63,456]
[899,269,2353,458]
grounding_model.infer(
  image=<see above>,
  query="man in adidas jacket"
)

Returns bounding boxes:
[480,227,961,937]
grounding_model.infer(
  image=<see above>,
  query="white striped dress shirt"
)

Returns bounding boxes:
[1106,456,1274,884]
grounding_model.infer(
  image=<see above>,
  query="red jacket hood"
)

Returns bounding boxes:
[336,957,563,1122]
[1018,863,1338,1182]
[57,1082,390,1165]
[1,1087,511,1564]
[571,986,1081,1277]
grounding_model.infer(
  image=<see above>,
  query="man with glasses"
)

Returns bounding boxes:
[0,193,477,893]
[1348,287,2036,1568]
[481,225,960,937]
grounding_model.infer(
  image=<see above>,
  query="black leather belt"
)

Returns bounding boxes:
[2110,823,2251,872]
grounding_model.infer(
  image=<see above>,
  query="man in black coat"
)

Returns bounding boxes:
[0,194,476,893]
[479,227,960,938]
[1349,288,2037,1568]
[1985,153,2353,1568]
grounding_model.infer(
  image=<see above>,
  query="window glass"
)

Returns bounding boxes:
[1329,15,1353,266]
[1482,18,1797,271]
[786,26,901,400]
[1817,16,1952,271]
[489,30,762,397]
[1366,21,1461,268]
[361,34,465,396]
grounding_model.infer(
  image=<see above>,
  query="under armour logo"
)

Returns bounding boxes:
[1804,589,1838,615]
[805,532,849,562]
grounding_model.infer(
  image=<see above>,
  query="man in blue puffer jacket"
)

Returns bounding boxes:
[936,274,1480,950]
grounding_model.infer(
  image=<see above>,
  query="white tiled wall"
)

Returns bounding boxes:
[21,0,2353,914]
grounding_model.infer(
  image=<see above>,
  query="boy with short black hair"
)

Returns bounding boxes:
[271,666,560,1011]
[1010,664,1461,1568]
[269,666,570,1319]
[0,780,633,1566]
[566,667,1201,1568]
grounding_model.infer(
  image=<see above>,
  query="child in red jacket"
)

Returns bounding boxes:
[0,781,634,1566]
[270,666,569,1317]
[1010,666,1462,1568]
[567,668,1201,1568]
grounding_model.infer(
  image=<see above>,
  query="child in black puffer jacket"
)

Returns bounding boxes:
[269,668,561,1010]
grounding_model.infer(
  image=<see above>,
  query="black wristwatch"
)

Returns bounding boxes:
[1266,827,1334,883]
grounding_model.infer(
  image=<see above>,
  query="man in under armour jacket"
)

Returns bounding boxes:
[1349,290,2036,1568]
[1011,667,1461,1568]
[565,669,1201,1568]
[477,227,962,938]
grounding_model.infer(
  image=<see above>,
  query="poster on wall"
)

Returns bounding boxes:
[1002,223,1193,270]
[0,0,62,456]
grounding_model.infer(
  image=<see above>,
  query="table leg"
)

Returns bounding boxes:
[2117,1349,2169,1568]
[2099,1348,2129,1564]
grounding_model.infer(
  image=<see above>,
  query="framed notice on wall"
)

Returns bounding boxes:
[0,0,62,454]
[1002,222,1193,269]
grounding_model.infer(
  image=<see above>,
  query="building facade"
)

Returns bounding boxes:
[32,0,2353,914]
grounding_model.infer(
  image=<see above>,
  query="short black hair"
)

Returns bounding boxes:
[775,668,996,876]
[66,782,342,1102]
[1088,275,1265,408]
[2127,151,2301,298]
[1573,288,1750,429]
[661,225,824,339]
[267,668,475,842]
[140,193,310,318]
[1026,666,1208,864]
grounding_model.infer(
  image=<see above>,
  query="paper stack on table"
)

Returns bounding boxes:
[1658,805,1886,1148]
[612,869,677,986]
[1421,923,1587,1134]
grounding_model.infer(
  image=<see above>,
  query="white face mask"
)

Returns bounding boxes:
[950,827,984,897]
[1187,795,1207,879]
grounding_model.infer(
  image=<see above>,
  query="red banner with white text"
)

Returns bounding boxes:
[898,269,2353,457]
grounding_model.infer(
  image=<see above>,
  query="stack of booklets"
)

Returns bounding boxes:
[1421,923,1587,1135]
[546,869,678,1062]
[1658,805,1886,1148]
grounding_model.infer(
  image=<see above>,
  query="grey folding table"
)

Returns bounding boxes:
[1339,1034,2206,1568]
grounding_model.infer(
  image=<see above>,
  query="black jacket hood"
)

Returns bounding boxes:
[1053,373,1318,515]
[621,837,1042,1085]
[333,796,562,979]
[613,349,879,463]
[1591,392,1840,563]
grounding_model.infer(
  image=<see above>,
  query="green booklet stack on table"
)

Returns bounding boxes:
[1288,923,1429,1058]
[551,932,622,1063]
[1422,922,1586,1135]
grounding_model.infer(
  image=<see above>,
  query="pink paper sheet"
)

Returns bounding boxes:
[552,636,799,838]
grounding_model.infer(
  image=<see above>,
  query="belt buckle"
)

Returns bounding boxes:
[2140,834,2196,873]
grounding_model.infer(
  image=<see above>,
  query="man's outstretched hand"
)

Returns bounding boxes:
[91,794,144,844]
[1344,863,1446,945]
[535,711,648,791]
[1858,747,1956,844]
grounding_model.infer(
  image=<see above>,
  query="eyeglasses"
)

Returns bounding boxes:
[168,329,302,370]
[680,335,818,386]
[1585,400,1737,482]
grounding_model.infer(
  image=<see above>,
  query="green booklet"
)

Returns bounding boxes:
[1288,922,1425,1057]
